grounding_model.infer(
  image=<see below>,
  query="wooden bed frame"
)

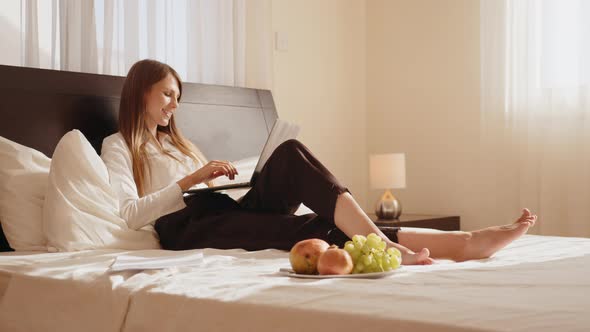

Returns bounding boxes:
[0,64,279,251]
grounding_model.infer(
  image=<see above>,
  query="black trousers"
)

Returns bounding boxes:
[155,139,399,251]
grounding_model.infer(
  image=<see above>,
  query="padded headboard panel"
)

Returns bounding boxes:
[0,64,278,251]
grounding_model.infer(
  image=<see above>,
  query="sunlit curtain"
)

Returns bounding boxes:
[20,0,271,87]
[480,0,590,237]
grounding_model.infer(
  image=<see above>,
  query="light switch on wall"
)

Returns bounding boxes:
[275,31,289,51]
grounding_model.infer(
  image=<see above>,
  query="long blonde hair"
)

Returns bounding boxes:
[118,59,210,197]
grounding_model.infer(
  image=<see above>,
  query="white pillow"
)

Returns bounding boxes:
[43,130,160,252]
[0,137,50,251]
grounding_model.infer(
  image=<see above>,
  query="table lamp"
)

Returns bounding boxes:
[369,153,406,220]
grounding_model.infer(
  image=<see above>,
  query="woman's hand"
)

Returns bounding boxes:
[194,160,239,183]
[177,160,238,191]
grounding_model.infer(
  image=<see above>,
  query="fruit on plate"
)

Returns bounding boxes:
[317,245,354,275]
[289,234,401,275]
[289,238,330,274]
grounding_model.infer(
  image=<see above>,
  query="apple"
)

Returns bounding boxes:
[317,245,354,275]
[289,239,330,274]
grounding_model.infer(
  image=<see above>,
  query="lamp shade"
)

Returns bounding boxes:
[369,153,406,189]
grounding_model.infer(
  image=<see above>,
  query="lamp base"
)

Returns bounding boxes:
[374,189,402,220]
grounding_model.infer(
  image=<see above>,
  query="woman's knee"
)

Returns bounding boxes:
[277,139,303,152]
[267,139,314,172]
[273,139,305,159]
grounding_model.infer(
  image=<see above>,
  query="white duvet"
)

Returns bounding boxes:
[1,234,589,332]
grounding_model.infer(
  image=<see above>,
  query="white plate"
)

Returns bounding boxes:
[278,268,400,279]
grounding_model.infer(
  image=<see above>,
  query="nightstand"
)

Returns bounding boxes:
[369,213,461,231]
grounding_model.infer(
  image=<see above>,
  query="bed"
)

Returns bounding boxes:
[1,65,589,332]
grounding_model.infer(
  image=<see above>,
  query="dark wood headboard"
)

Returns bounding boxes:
[0,64,279,251]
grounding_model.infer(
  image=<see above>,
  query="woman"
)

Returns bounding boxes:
[101,59,537,265]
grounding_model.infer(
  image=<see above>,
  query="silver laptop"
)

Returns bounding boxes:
[184,119,300,194]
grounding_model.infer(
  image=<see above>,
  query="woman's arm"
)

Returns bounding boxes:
[101,134,239,229]
[101,135,186,230]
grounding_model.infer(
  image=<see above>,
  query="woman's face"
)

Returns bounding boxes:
[144,73,180,133]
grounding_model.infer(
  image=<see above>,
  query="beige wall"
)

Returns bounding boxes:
[271,0,368,208]
[270,0,486,230]
[366,0,485,230]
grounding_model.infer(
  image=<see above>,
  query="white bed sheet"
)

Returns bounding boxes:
[0,235,589,332]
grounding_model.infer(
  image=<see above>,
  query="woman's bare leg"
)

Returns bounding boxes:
[334,193,536,264]
[334,193,433,265]
[397,209,537,261]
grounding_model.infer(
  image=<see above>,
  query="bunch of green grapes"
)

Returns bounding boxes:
[343,233,401,274]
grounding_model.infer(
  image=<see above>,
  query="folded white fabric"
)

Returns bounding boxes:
[43,130,160,251]
[0,136,50,251]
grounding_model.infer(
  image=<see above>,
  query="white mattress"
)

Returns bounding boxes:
[0,235,589,332]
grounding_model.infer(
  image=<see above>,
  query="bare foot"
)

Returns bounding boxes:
[401,248,434,265]
[515,208,537,227]
[462,208,537,261]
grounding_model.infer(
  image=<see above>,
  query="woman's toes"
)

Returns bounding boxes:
[418,257,434,265]
[518,220,532,230]
[529,215,537,227]
[420,248,430,258]
[516,210,537,225]
[401,248,433,265]
[524,215,537,226]
[416,248,431,264]
[517,208,532,222]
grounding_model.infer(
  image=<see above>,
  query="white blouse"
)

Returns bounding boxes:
[100,132,208,230]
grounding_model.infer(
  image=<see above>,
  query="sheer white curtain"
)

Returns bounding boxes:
[20,0,272,87]
[480,0,590,237]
